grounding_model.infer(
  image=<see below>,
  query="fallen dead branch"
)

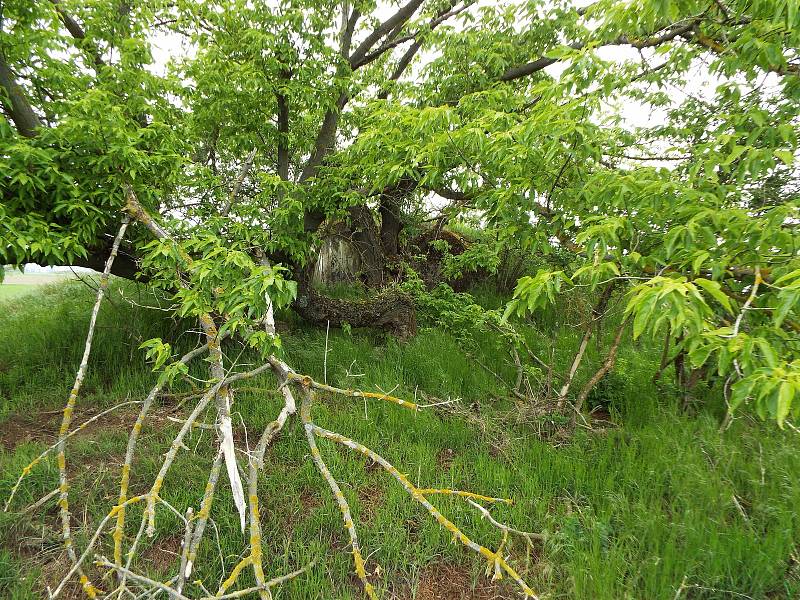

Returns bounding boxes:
[3,198,541,599]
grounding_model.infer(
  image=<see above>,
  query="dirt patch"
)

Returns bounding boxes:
[397,563,510,600]
[142,534,183,575]
[0,407,117,451]
[0,404,181,451]
[300,486,321,513]
[281,485,323,533]
[436,447,456,470]
[39,548,95,600]
[358,481,385,523]
[0,405,192,597]
[2,513,103,600]
[0,410,62,450]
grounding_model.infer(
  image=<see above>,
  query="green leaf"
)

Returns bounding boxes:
[694,279,734,314]
[774,290,799,327]
[776,382,793,428]
[773,150,794,165]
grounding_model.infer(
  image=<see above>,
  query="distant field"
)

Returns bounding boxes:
[0,284,40,300]
[0,272,83,301]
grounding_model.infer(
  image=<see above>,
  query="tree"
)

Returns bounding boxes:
[2,0,800,596]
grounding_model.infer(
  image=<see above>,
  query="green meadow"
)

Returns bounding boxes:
[0,282,797,599]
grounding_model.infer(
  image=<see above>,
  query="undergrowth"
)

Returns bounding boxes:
[0,281,797,599]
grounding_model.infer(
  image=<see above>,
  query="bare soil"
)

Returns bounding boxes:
[396,563,512,600]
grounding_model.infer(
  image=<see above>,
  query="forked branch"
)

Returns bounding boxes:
[298,384,538,598]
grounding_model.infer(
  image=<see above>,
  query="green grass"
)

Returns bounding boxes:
[0,284,39,300]
[0,282,798,599]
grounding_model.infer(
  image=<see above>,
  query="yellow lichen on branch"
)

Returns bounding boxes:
[415,489,513,505]
[296,381,538,599]
[288,372,419,411]
[300,387,378,600]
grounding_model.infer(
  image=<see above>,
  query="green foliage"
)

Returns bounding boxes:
[731,361,800,428]
[773,269,800,327]
[585,370,630,413]
[504,270,569,320]
[138,231,297,357]
[3,1,800,597]
[625,276,716,340]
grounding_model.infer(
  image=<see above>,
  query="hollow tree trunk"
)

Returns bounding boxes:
[312,234,362,286]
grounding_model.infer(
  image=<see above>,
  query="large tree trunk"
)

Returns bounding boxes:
[0,55,43,138]
[379,195,402,257]
[346,205,386,287]
[378,178,415,258]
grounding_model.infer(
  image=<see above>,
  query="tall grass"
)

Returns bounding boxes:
[0,282,797,599]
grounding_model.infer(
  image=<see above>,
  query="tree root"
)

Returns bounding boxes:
[293,287,417,339]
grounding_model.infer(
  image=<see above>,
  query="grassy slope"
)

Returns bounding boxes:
[0,282,798,599]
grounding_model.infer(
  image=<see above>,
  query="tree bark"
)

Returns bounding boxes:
[347,205,386,287]
[379,196,402,258]
[652,330,671,384]
[293,287,416,339]
[276,90,290,183]
[377,178,415,258]
[574,317,629,416]
[50,0,107,69]
[0,56,42,138]
[556,282,615,409]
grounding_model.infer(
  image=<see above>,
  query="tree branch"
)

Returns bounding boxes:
[0,55,42,137]
[377,2,470,100]
[349,0,426,68]
[276,90,290,182]
[298,92,348,183]
[499,20,698,82]
[221,148,258,216]
[340,5,361,59]
[359,1,469,69]
[49,0,106,69]
[574,316,630,416]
